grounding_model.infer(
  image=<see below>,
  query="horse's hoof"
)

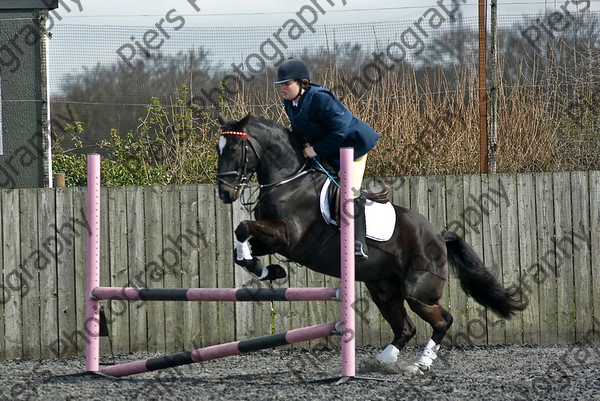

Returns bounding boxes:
[404,362,428,375]
[234,222,250,240]
[262,264,287,281]
[371,359,403,375]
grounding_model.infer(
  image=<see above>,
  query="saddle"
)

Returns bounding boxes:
[320,180,395,242]
[327,182,390,221]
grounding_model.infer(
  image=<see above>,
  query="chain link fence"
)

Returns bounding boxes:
[46,4,600,177]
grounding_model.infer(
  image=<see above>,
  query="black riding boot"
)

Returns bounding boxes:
[354,197,368,260]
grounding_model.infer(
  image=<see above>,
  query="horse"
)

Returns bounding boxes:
[215,113,526,372]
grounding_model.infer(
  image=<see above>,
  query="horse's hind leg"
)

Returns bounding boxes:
[406,296,453,372]
[365,282,415,364]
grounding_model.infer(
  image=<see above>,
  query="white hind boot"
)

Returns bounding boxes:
[410,338,440,373]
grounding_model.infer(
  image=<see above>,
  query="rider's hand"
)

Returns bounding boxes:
[303,146,317,158]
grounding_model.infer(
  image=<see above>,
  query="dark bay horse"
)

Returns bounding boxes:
[216,114,526,372]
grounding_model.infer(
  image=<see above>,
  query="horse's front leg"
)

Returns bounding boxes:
[234,219,288,281]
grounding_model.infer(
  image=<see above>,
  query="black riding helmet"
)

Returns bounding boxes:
[275,59,310,84]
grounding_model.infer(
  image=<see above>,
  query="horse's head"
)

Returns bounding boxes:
[216,113,307,203]
[216,113,260,203]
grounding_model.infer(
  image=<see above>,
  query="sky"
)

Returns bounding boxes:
[45,0,599,95]
[56,0,600,27]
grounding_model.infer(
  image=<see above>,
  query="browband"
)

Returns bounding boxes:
[221,131,248,139]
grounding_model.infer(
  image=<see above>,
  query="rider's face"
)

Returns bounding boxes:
[280,81,302,101]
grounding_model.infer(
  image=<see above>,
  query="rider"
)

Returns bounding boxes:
[275,58,380,260]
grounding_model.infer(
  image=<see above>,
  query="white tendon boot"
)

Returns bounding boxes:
[235,239,268,280]
[377,344,400,364]
[235,239,253,261]
[410,338,440,374]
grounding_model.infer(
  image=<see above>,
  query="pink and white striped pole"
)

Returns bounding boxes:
[339,147,356,379]
[85,154,101,372]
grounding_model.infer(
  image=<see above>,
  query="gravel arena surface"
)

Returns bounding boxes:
[1,344,599,401]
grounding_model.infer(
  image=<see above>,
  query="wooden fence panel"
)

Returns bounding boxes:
[463,174,487,344]
[482,174,505,344]
[517,173,541,344]
[324,274,341,347]
[2,190,22,359]
[571,172,593,341]
[0,190,4,360]
[198,186,219,347]
[252,271,273,341]
[355,281,378,348]
[553,172,575,344]
[107,187,129,354]
[499,174,522,344]
[271,260,292,336]
[144,186,165,352]
[180,186,201,350]
[590,172,600,341]
[162,186,184,351]
[20,189,41,358]
[38,188,58,358]
[445,175,469,346]
[536,173,559,344]
[214,188,234,344]
[126,186,147,352]
[308,270,330,347]
[2,172,600,360]
[289,255,309,335]
[55,189,77,357]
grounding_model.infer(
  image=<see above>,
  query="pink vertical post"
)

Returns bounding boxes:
[339,147,356,378]
[85,154,101,372]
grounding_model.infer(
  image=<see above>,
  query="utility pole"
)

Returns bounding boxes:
[489,0,499,173]
[478,0,488,174]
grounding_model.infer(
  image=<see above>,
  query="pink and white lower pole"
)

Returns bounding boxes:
[339,147,356,380]
[85,154,101,372]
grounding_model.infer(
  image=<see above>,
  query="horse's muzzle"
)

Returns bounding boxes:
[218,185,239,203]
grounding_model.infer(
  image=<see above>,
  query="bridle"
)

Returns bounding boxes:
[216,130,260,193]
[216,130,310,212]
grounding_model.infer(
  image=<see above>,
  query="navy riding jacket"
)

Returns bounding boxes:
[284,85,379,172]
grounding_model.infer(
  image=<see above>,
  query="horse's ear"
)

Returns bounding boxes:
[224,113,252,132]
[238,113,252,129]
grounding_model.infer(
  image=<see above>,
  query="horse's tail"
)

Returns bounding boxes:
[442,230,527,318]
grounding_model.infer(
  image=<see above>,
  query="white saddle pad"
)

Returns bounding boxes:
[319,180,396,242]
